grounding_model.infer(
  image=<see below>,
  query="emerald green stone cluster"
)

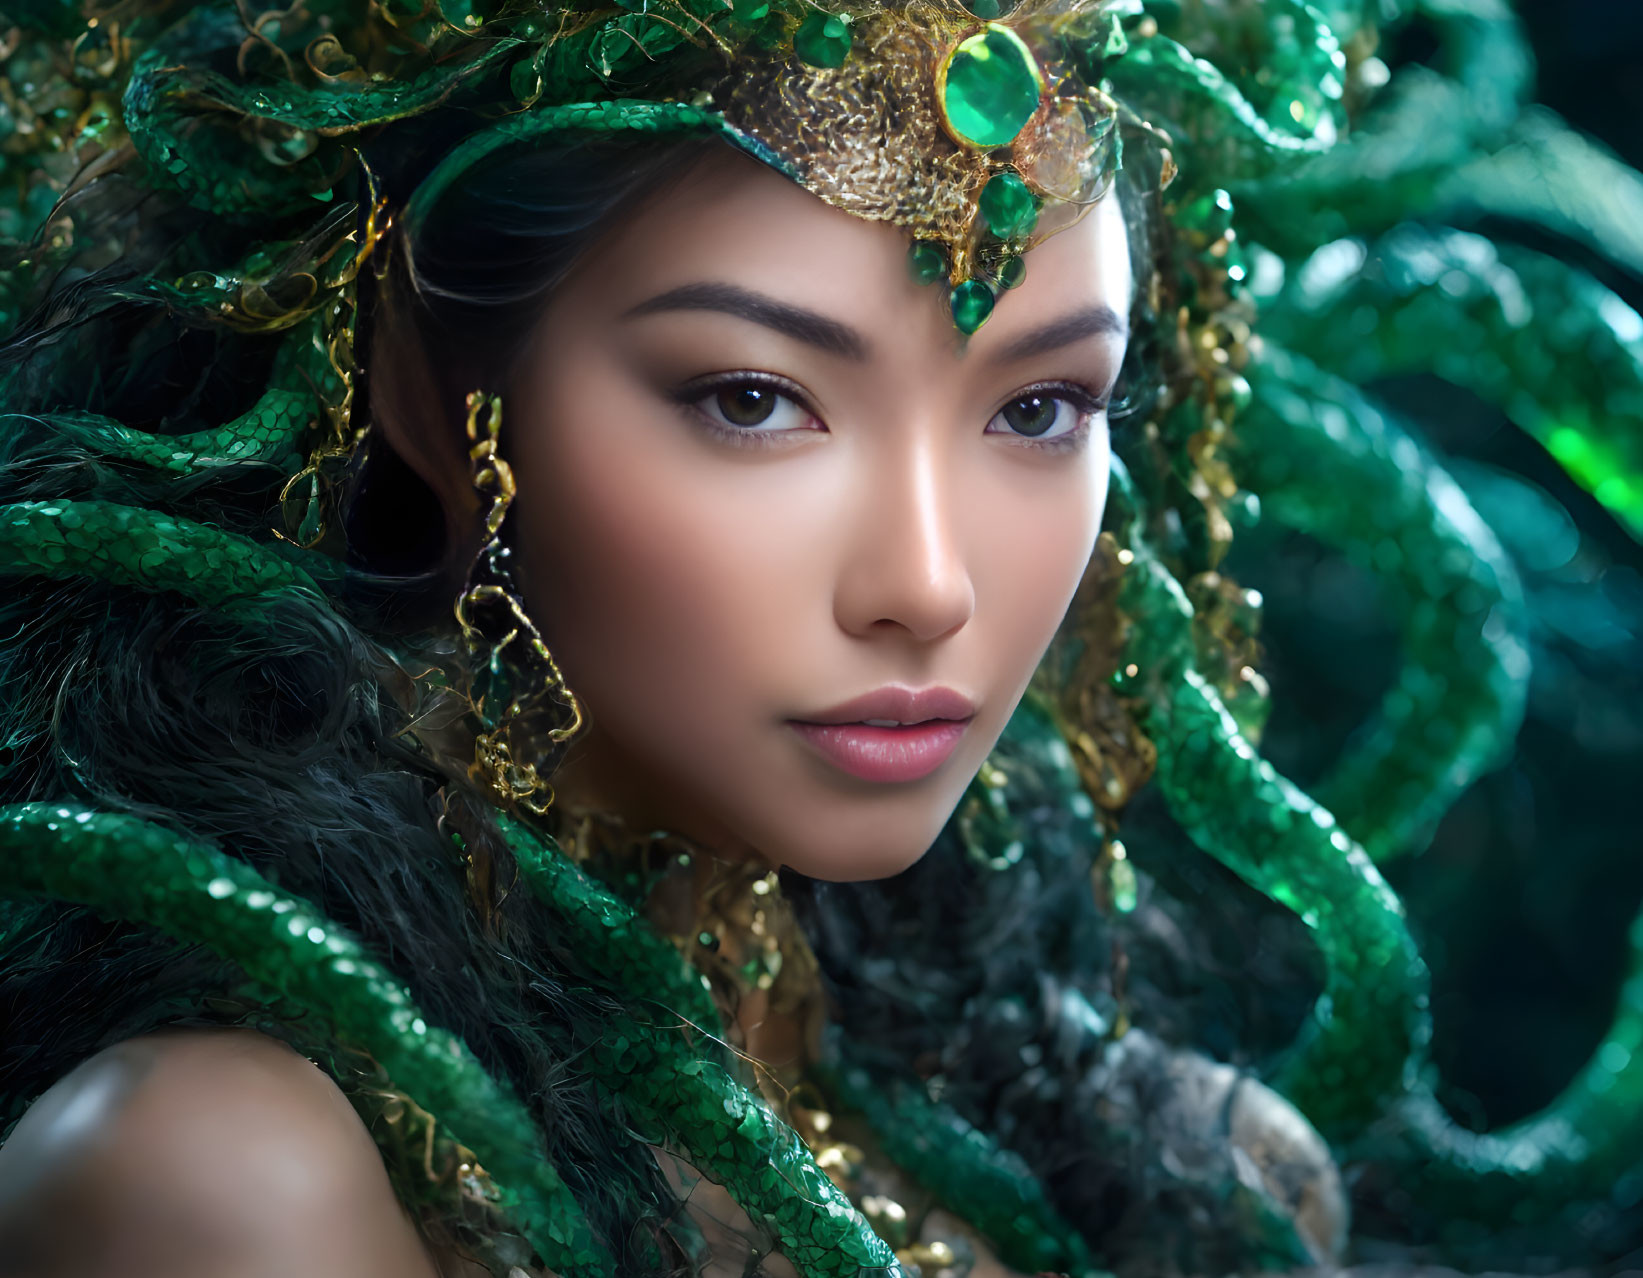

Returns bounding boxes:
[931,23,1050,334]
[769,6,1063,335]
[906,168,1041,335]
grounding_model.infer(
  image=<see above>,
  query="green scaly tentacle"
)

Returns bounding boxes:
[1247,253,1643,1229]
[0,803,612,1278]
[495,813,901,1278]
[823,1046,1109,1278]
[121,5,524,220]
[1230,0,1532,253]
[1110,464,1431,1135]
[1231,346,1530,862]
[1392,0,1532,129]
[122,0,802,224]
[0,499,331,618]
[8,311,334,477]
[1425,112,1643,283]
[1239,101,1643,285]
[1368,910,1643,1225]
[1110,2,1342,183]
[1233,4,1643,300]
[1260,227,1643,539]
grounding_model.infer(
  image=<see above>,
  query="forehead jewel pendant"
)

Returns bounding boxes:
[934,25,1047,334]
[736,2,1121,337]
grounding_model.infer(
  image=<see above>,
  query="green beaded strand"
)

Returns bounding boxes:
[1384,909,1643,1223]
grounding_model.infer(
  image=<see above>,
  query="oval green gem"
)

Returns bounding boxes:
[940,25,1042,149]
[950,280,996,334]
[908,241,947,285]
[795,12,852,68]
[997,255,1025,289]
[1181,188,1234,236]
[979,171,1037,240]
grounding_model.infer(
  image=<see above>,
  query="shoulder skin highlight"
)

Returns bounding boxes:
[0,1028,445,1278]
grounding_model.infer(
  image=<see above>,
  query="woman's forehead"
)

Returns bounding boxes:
[562,145,1132,354]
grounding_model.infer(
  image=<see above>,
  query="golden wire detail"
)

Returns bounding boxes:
[455,389,586,816]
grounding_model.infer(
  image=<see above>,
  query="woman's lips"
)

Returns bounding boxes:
[788,718,972,783]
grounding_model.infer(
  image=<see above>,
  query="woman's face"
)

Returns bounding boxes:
[509,147,1131,881]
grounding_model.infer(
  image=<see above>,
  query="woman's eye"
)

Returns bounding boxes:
[984,391,1092,443]
[694,382,814,433]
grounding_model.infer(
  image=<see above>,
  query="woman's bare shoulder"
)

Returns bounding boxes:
[0,1027,443,1278]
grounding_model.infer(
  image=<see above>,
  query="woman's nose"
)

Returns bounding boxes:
[832,437,977,644]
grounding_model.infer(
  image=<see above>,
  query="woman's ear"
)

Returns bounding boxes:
[358,253,486,576]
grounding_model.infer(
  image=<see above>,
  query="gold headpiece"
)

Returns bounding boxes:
[405,0,1130,334]
[714,2,1123,330]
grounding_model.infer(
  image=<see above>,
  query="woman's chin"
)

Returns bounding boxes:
[766,828,940,884]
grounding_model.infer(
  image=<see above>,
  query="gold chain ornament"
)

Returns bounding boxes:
[455,390,586,815]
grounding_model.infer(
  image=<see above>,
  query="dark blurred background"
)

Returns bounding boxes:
[1227,0,1643,1133]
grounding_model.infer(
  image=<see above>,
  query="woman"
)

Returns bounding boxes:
[2,1,1641,1275]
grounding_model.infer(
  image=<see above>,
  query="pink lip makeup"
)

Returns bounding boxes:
[789,684,977,783]
[789,719,972,782]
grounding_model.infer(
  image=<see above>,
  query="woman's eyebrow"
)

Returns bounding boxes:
[622,283,870,360]
[990,304,1130,363]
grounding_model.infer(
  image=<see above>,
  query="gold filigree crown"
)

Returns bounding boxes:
[713,1,1126,330]
[406,0,1133,334]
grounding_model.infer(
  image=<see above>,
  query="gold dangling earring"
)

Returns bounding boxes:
[455,389,586,816]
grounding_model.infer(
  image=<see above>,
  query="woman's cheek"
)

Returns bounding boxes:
[977,447,1110,685]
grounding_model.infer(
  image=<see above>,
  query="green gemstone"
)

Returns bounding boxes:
[967,0,1003,15]
[908,241,947,285]
[734,0,769,21]
[997,255,1025,289]
[1181,188,1234,236]
[950,280,995,334]
[794,12,852,68]
[940,25,1042,149]
[979,171,1037,240]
